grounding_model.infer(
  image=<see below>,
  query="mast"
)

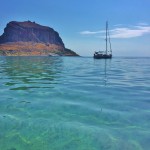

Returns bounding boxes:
[107,21,112,55]
[106,21,108,55]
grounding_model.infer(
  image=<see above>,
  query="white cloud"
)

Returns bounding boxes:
[110,26,150,38]
[80,23,150,39]
[79,30,104,35]
[137,22,149,26]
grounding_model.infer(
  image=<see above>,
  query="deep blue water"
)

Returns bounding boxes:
[0,56,150,150]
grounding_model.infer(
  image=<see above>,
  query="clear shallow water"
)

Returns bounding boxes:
[0,56,150,150]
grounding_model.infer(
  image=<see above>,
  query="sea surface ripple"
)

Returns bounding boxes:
[0,56,150,150]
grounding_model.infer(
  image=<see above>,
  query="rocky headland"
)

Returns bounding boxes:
[0,21,78,56]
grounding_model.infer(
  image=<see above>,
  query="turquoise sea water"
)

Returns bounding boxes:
[0,56,150,150]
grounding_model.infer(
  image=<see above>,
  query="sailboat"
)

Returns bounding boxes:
[94,21,112,59]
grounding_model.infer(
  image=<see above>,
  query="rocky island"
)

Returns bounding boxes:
[0,21,78,56]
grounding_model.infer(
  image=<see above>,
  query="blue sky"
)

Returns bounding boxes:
[0,0,150,56]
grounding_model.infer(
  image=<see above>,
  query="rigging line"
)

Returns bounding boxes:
[108,27,112,53]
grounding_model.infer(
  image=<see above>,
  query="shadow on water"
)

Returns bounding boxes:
[2,56,63,90]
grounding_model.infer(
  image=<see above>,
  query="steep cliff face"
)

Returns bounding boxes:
[0,21,64,47]
[0,21,78,56]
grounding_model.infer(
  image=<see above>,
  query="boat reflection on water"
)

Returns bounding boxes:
[94,58,112,86]
[104,59,109,86]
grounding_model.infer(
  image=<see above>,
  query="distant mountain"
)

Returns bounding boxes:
[0,21,79,56]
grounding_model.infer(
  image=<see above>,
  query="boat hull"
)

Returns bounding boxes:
[93,54,112,59]
[48,53,60,57]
